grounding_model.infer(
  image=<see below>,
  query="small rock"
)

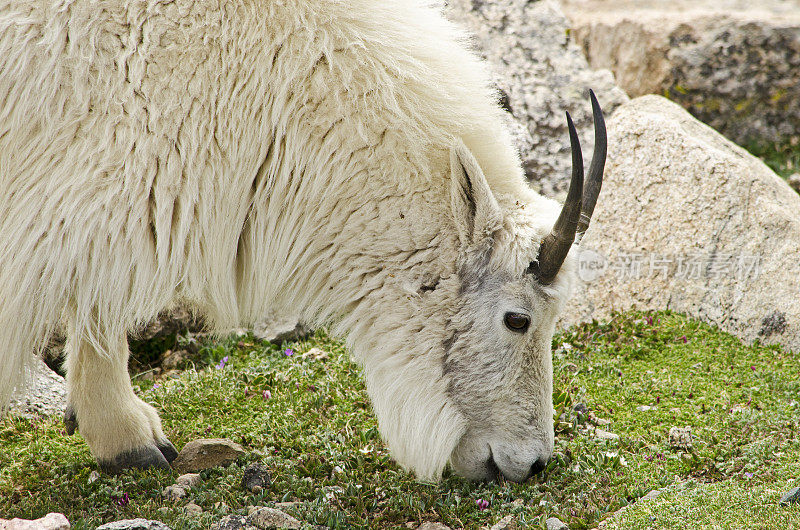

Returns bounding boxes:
[210,515,255,530]
[573,402,589,415]
[184,504,203,516]
[161,485,187,502]
[641,489,662,501]
[595,428,619,440]
[96,520,172,530]
[636,405,653,412]
[0,513,70,530]
[88,471,101,484]
[300,347,329,361]
[780,487,800,505]
[247,508,301,529]
[171,438,247,473]
[788,173,800,194]
[241,463,271,493]
[176,473,202,489]
[545,517,568,530]
[668,426,693,449]
[593,417,611,426]
[252,315,309,344]
[332,465,344,475]
[160,349,188,371]
[416,524,451,530]
[490,515,517,530]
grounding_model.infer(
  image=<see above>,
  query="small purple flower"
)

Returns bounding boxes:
[678,335,688,343]
[751,365,756,371]
[262,389,271,400]
[112,492,130,507]
[284,348,293,356]
[217,355,229,369]
[744,472,754,479]
[148,383,161,392]
[476,499,490,510]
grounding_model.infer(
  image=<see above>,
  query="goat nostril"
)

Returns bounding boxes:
[529,456,548,477]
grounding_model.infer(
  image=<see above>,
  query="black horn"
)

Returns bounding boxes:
[529,111,583,284]
[576,89,607,243]
[529,92,606,284]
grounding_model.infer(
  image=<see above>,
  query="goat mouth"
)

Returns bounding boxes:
[485,446,501,482]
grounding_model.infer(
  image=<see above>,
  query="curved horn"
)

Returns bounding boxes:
[530,111,584,284]
[575,89,607,243]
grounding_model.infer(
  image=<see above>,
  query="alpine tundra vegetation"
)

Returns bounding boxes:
[0,0,605,482]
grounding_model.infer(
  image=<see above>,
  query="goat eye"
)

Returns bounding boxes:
[503,312,530,332]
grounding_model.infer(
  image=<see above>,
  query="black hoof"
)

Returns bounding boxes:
[98,445,172,474]
[157,439,179,463]
[64,405,78,435]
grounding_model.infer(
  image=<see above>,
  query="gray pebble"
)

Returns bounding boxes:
[780,487,800,505]
[176,473,202,489]
[241,463,271,493]
[545,517,568,530]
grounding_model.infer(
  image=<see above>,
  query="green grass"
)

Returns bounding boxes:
[2,311,799,528]
[745,137,800,180]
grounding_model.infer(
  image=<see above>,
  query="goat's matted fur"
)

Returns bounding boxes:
[0,0,572,480]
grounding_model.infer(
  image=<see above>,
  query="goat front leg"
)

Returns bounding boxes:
[64,327,177,473]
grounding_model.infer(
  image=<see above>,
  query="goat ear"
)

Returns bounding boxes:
[449,140,503,247]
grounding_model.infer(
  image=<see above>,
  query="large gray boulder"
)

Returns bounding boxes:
[8,358,66,418]
[561,95,800,352]
[445,0,628,198]
[561,0,800,145]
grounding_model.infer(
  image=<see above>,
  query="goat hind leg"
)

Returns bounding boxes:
[64,328,177,473]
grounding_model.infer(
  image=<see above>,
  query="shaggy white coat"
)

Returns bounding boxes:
[0,0,569,480]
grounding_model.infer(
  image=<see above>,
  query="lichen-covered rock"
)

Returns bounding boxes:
[210,516,255,530]
[0,513,70,530]
[445,0,628,198]
[8,358,66,418]
[241,463,271,493]
[246,508,301,530]
[161,485,187,502]
[562,95,800,353]
[171,439,246,473]
[175,473,202,489]
[562,0,800,145]
[252,314,309,344]
[545,517,568,530]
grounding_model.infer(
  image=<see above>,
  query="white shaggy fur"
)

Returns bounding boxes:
[0,0,573,480]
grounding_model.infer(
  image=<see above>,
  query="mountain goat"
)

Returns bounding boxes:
[0,0,606,482]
